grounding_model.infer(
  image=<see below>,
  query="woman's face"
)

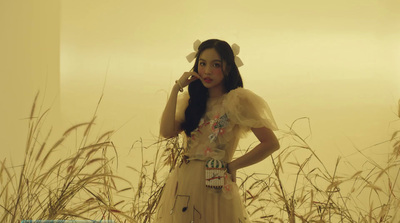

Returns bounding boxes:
[197,48,226,93]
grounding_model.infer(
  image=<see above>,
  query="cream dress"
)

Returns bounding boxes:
[155,88,278,223]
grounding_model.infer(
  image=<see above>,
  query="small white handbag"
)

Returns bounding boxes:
[205,159,226,189]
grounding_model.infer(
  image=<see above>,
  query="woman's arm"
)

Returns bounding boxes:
[159,72,200,138]
[227,127,280,181]
[159,84,182,138]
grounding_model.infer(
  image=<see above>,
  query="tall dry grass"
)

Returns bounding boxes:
[0,93,136,222]
[1,95,399,222]
[239,116,400,222]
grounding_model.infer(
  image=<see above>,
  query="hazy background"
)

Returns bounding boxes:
[1,0,399,211]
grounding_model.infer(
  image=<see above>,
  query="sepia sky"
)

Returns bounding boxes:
[60,0,400,169]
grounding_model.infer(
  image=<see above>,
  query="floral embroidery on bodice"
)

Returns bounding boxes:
[179,88,278,163]
[184,97,240,163]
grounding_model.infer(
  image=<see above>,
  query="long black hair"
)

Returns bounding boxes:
[181,39,244,136]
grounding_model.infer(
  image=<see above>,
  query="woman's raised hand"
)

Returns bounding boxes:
[176,71,201,89]
[162,72,199,138]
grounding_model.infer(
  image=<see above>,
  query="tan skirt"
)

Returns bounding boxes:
[154,159,251,223]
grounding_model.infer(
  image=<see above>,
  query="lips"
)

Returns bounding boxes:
[203,78,212,83]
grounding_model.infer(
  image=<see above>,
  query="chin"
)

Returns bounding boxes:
[202,84,214,89]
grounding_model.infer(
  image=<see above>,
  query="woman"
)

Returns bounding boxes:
[156,39,280,222]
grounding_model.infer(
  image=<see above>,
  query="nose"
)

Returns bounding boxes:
[205,65,212,74]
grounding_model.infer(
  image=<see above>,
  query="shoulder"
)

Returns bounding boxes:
[226,87,252,96]
[222,87,264,115]
[224,87,262,105]
[223,87,279,131]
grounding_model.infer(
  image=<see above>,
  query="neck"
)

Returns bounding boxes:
[208,86,226,98]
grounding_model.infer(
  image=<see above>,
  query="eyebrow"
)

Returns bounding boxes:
[199,58,222,63]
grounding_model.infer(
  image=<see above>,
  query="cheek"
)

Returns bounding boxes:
[215,68,224,77]
[198,66,205,75]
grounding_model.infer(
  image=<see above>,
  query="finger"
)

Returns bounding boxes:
[182,72,196,82]
[190,72,201,79]
[185,72,200,82]
[182,72,192,79]
[191,75,202,83]
[187,79,198,85]
[188,75,199,82]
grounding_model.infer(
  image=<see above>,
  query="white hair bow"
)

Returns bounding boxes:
[186,39,201,63]
[231,43,244,67]
[186,40,244,67]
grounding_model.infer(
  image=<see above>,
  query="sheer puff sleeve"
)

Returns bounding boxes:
[223,88,278,133]
[175,91,190,123]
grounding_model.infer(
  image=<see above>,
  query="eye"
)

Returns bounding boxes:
[199,62,206,66]
[213,63,221,68]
